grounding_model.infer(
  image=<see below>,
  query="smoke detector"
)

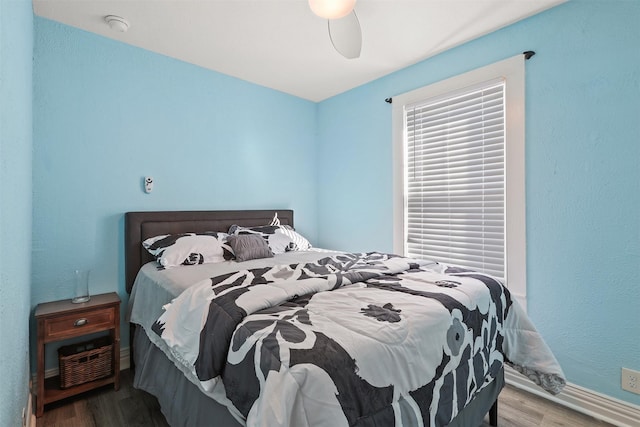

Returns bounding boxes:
[105,15,129,32]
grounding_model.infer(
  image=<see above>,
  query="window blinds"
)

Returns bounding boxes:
[405,79,505,280]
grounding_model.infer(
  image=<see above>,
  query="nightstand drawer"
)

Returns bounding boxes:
[44,307,115,340]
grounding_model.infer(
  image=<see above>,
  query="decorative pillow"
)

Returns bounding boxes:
[228,223,312,254]
[269,212,280,226]
[227,234,274,262]
[142,232,234,268]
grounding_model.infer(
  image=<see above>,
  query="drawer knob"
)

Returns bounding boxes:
[74,318,88,327]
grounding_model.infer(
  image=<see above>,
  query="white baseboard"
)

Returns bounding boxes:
[121,346,131,371]
[505,366,640,427]
[25,386,34,427]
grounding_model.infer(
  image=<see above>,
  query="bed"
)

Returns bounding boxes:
[125,209,564,427]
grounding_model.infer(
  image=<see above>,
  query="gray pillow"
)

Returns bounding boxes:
[227,234,274,262]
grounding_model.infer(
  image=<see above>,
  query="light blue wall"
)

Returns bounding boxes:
[0,0,34,425]
[32,17,318,369]
[317,0,640,406]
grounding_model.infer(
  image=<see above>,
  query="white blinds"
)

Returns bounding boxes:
[405,79,506,280]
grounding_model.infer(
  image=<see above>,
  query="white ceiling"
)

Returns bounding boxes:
[33,0,565,102]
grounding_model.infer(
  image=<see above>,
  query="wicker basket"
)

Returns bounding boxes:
[58,336,113,389]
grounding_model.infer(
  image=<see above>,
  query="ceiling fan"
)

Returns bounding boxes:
[309,0,362,59]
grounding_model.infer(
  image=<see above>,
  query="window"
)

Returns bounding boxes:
[392,55,527,309]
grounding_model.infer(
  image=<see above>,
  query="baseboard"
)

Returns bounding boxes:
[41,346,130,379]
[121,346,131,371]
[25,386,34,427]
[505,366,640,427]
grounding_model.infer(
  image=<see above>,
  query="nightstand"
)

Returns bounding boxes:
[35,292,121,417]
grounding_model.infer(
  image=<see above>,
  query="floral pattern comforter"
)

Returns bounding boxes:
[152,252,565,427]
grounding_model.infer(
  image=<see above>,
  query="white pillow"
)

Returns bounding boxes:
[142,232,234,268]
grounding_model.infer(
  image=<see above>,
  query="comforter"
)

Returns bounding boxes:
[152,252,565,427]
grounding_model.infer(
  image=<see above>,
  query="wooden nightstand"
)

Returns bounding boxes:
[35,292,121,417]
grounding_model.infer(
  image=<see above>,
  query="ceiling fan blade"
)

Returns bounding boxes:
[328,10,362,59]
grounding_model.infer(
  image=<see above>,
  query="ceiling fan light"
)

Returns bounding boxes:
[309,0,356,20]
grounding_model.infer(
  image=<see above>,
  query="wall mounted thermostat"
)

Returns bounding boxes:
[144,176,154,193]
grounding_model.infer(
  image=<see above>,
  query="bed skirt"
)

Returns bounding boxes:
[132,325,503,427]
[133,325,243,426]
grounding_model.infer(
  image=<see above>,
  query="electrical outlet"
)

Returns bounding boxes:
[621,367,640,394]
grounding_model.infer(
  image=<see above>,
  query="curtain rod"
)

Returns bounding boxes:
[384,50,535,104]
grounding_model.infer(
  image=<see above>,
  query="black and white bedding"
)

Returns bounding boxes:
[148,251,565,427]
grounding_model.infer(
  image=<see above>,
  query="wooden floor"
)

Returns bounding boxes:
[37,369,614,427]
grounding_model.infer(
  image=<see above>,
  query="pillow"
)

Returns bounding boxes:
[269,212,280,226]
[227,234,274,262]
[228,223,311,254]
[142,232,234,268]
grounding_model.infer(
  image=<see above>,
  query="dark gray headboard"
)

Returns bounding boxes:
[124,210,293,293]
